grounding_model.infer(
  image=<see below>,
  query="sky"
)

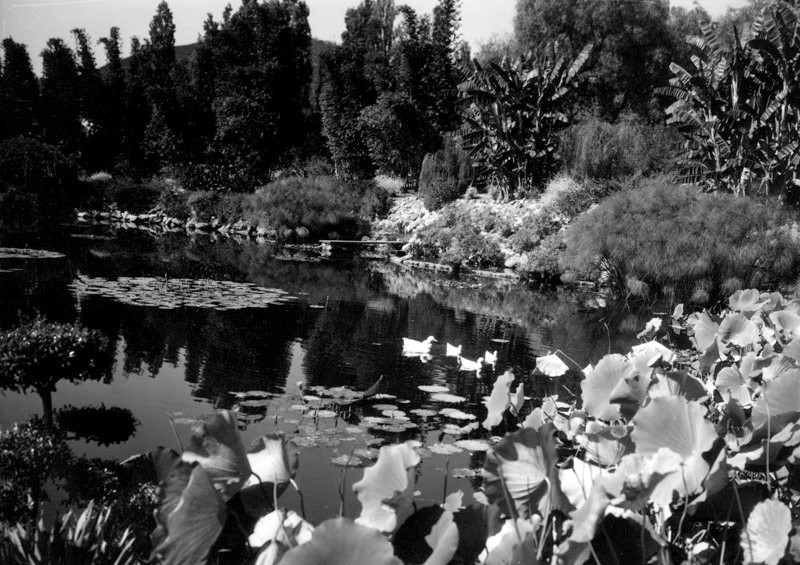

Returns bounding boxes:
[1,0,749,74]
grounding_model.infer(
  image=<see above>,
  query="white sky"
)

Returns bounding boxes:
[1,0,749,74]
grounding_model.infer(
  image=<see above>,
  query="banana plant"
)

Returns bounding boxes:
[458,43,592,199]
[658,1,800,199]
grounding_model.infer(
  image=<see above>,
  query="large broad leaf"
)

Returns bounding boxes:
[715,366,753,407]
[692,312,719,352]
[536,353,569,377]
[718,312,759,348]
[482,370,515,429]
[251,510,314,565]
[353,440,421,532]
[601,449,681,511]
[279,518,402,565]
[481,519,538,565]
[576,421,631,466]
[648,370,707,401]
[241,434,300,517]
[181,410,251,500]
[150,461,226,565]
[483,424,567,519]
[581,354,638,421]
[741,499,791,565]
[630,397,717,509]
[559,458,609,509]
[751,369,800,436]
[770,310,800,342]
[423,510,459,565]
[729,289,766,315]
[630,341,675,367]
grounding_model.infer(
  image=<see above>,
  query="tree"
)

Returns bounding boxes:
[513,0,676,119]
[72,28,105,170]
[39,38,82,152]
[0,38,38,139]
[0,318,111,429]
[98,27,127,170]
[460,44,592,198]
[120,37,151,175]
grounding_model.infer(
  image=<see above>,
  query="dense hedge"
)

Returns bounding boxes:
[418,136,472,211]
[562,182,800,303]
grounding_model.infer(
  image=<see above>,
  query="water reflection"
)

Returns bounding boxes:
[0,228,652,521]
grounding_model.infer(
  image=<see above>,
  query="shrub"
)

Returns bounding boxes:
[0,136,78,192]
[519,232,565,284]
[559,115,677,181]
[248,176,382,240]
[157,185,191,221]
[419,135,472,211]
[562,182,800,303]
[186,191,250,224]
[102,178,161,213]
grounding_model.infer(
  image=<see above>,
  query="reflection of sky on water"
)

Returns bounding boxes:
[0,227,649,521]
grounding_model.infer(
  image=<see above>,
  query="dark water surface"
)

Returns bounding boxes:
[0,226,650,523]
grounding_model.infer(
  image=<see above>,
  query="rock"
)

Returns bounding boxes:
[295,226,310,239]
[504,254,522,269]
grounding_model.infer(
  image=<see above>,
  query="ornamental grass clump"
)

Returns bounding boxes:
[562,182,800,302]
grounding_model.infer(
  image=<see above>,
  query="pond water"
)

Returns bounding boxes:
[0,226,651,524]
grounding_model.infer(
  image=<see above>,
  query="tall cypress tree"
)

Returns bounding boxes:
[0,38,38,139]
[40,38,82,152]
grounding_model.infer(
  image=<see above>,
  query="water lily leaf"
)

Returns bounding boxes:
[581,354,638,421]
[279,518,402,565]
[482,370,516,429]
[630,397,717,508]
[418,385,450,393]
[741,499,791,565]
[430,393,466,404]
[483,425,566,519]
[718,312,759,348]
[692,312,719,352]
[454,439,491,452]
[353,440,421,532]
[181,410,251,500]
[151,461,226,565]
[536,353,569,377]
[428,442,463,455]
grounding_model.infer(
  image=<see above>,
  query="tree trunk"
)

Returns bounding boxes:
[38,389,54,430]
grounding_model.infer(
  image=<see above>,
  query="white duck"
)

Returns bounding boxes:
[458,356,484,371]
[402,336,437,354]
[484,350,498,366]
[446,343,462,357]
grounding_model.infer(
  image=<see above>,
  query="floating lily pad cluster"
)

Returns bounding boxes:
[70,275,295,310]
[0,247,66,260]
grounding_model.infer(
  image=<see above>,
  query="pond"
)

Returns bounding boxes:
[0,225,650,525]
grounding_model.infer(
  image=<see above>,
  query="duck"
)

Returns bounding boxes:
[402,336,437,354]
[446,343,462,357]
[484,350,498,366]
[458,356,484,371]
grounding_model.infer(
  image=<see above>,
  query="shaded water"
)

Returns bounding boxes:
[0,226,650,523]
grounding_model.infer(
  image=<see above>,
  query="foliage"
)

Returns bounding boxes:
[418,135,472,210]
[410,207,504,270]
[249,176,386,240]
[99,177,162,214]
[658,3,800,198]
[157,184,190,221]
[186,190,250,224]
[359,92,432,180]
[39,38,83,153]
[562,182,800,302]
[518,232,566,284]
[0,318,111,427]
[0,136,77,191]
[0,38,38,140]
[559,114,678,180]
[513,0,678,119]
[459,44,592,198]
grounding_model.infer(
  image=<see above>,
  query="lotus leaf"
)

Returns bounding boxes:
[444,490,463,513]
[352,440,421,532]
[636,317,662,339]
[751,369,800,433]
[482,370,516,429]
[559,458,609,508]
[480,518,538,565]
[151,461,226,565]
[718,312,759,348]
[770,310,800,341]
[601,449,680,511]
[647,370,707,401]
[715,366,752,407]
[249,509,314,551]
[536,353,569,377]
[729,289,766,315]
[568,482,610,544]
[423,510,459,565]
[181,410,251,500]
[741,499,791,565]
[630,340,675,367]
[692,312,719,352]
[483,425,565,519]
[630,397,717,508]
[279,518,402,565]
[581,354,638,421]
